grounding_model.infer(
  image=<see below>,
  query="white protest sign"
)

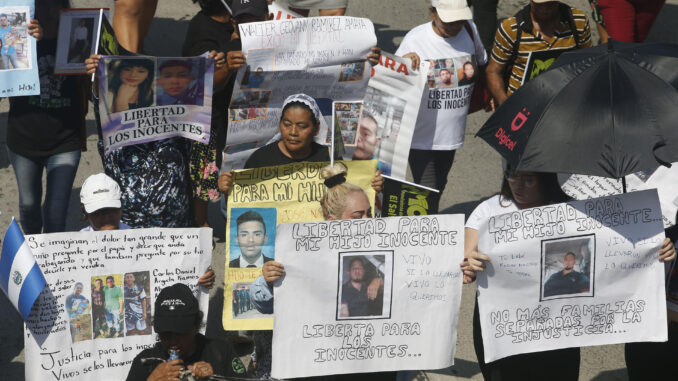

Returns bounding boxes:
[224,17,376,169]
[342,52,429,179]
[271,215,465,378]
[23,228,212,381]
[477,190,667,362]
[559,164,678,228]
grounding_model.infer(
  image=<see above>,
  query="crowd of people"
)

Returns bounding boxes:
[2,0,676,380]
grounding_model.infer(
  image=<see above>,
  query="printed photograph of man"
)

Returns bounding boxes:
[541,236,594,300]
[103,274,124,337]
[232,283,265,319]
[156,58,204,106]
[436,68,456,88]
[124,272,152,336]
[229,208,276,268]
[91,277,107,338]
[67,17,92,63]
[0,10,30,70]
[352,111,380,160]
[338,253,393,320]
[65,282,92,343]
[338,61,365,82]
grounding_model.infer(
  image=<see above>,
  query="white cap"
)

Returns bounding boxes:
[532,0,557,3]
[431,0,473,23]
[80,173,122,213]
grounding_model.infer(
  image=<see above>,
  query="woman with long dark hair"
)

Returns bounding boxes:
[106,58,154,112]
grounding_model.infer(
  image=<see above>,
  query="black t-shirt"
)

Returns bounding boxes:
[244,141,331,169]
[125,334,246,380]
[182,11,239,166]
[7,38,83,157]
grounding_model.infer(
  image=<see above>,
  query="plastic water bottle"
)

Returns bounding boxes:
[169,349,179,361]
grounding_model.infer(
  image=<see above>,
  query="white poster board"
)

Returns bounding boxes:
[23,228,212,381]
[224,16,376,170]
[477,190,668,362]
[271,215,465,378]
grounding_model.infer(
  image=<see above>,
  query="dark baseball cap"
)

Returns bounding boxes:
[153,283,200,334]
[232,0,269,19]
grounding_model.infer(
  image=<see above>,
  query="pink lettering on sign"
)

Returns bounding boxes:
[495,128,517,151]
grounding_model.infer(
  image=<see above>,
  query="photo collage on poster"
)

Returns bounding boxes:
[425,54,476,89]
[231,48,275,122]
[0,6,32,71]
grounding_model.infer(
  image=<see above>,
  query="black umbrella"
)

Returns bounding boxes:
[477,41,678,180]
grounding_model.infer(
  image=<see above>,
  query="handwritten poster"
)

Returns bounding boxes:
[559,164,678,227]
[23,228,212,381]
[271,214,465,378]
[96,55,214,153]
[222,160,377,330]
[476,190,668,362]
[0,0,39,96]
[224,16,376,170]
[343,52,428,178]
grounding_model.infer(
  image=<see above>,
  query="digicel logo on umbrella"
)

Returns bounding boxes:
[494,108,530,151]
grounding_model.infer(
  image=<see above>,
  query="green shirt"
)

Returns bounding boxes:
[104,286,123,311]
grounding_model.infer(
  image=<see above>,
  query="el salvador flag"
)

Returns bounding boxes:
[0,219,46,320]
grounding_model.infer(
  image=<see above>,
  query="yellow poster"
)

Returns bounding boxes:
[223,160,377,330]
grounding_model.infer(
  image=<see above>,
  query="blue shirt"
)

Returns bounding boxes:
[0,25,17,56]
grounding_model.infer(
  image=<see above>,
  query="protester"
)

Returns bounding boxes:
[249,162,394,380]
[79,173,216,289]
[5,0,85,235]
[107,58,155,112]
[460,165,676,380]
[395,0,487,193]
[126,283,246,380]
[287,0,348,17]
[590,0,665,43]
[183,0,242,228]
[218,93,384,194]
[485,0,592,105]
[113,0,158,53]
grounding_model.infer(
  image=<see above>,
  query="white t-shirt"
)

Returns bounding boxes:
[396,21,487,151]
[465,195,519,230]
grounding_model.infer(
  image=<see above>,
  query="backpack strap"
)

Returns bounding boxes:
[559,3,581,48]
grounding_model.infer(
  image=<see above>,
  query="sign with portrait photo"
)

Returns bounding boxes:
[222,160,377,331]
[96,55,214,152]
[476,190,668,362]
[271,214,465,378]
[0,0,39,96]
[55,8,109,75]
[23,228,212,381]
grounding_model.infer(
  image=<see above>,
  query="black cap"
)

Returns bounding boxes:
[232,0,269,19]
[154,283,199,334]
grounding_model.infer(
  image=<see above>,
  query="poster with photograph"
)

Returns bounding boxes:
[332,101,362,147]
[559,164,678,228]
[222,160,377,330]
[476,190,668,362]
[55,8,109,75]
[345,52,428,178]
[223,16,376,170]
[96,55,214,152]
[271,214,465,378]
[23,228,212,381]
[0,0,39,96]
[376,175,440,217]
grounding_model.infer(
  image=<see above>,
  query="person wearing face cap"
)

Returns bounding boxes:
[80,173,131,232]
[126,283,245,381]
[395,0,487,196]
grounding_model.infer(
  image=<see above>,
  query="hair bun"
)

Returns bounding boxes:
[324,173,346,188]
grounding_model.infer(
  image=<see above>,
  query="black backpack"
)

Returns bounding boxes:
[503,3,581,87]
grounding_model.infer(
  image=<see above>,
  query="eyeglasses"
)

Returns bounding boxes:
[505,172,538,187]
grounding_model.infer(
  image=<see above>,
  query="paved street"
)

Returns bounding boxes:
[1,0,677,379]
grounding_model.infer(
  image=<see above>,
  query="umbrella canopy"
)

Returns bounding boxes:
[476,41,678,178]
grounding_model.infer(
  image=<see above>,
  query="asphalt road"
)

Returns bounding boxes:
[1,0,678,379]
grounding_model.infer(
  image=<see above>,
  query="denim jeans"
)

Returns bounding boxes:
[7,148,81,234]
[1,53,19,69]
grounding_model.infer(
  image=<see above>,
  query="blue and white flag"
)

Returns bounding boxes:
[0,218,46,319]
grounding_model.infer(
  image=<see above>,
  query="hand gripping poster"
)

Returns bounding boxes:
[96,55,214,153]
[222,160,377,331]
[476,190,668,362]
[0,0,39,96]
[224,16,376,170]
[341,52,428,178]
[271,214,465,378]
[23,228,212,381]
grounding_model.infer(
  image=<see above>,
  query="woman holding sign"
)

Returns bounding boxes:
[249,162,394,380]
[217,93,383,194]
[461,166,676,380]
